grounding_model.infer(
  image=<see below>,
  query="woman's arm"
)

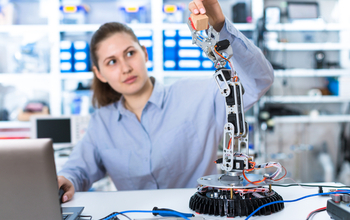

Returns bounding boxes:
[219,18,274,110]
[57,115,106,194]
[189,0,274,111]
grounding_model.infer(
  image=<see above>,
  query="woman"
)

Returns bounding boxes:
[58,0,274,203]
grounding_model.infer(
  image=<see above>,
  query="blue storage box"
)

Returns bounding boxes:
[72,41,89,72]
[73,41,88,51]
[163,30,178,70]
[59,4,89,24]
[177,30,202,71]
[60,41,73,73]
[178,48,201,59]
[177,59,201,71]
[74,62,89,72]
[164,39,177,60]
[135,30,153,71]
[60,62,73,72]
[119,5,148,23]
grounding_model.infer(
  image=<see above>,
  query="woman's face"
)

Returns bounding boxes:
[93,32,149,96]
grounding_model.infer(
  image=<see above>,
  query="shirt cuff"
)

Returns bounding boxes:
[57,171,80,192]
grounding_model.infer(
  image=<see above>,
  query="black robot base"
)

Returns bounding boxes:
[189,186,284,217]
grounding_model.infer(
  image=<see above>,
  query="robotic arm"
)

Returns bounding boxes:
[187,15,287,217]
[188,16,249,175]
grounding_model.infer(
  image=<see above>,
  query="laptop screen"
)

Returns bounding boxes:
[0,139,63,219]
[0,138,84,220]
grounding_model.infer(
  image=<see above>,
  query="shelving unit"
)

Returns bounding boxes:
[60,72,93,80]
[0,25,48,32]
[265,42,350,51]
[261,96,350,104]
[0,73,51,83]
[272,115,350,124]
[0,121,29,129]
[0,0,259,119]
[258,0,350,183]
[266,23,350,31]
[263,0,350,105]
[274,69,349,77]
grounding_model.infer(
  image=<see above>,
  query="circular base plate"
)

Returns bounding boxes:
[189,187,284,217]
[197,174,278,188]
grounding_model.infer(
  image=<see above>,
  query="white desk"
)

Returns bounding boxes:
[62,183,346,220]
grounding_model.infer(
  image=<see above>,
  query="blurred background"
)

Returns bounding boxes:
[0,0,350,188]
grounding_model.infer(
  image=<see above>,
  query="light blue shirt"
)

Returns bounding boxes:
[58,18,274,191]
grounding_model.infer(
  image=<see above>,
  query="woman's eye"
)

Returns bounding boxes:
[107,59,116,65]
[127,51,134,57]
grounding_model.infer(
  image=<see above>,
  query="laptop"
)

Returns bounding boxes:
[0,138,84,220]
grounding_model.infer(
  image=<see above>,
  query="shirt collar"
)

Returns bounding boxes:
[114,77,165,120]
[147,77,165,110]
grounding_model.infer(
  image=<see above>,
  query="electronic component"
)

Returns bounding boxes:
[30,115,90,150]
[327,194,350,220]
[187,14,287,217]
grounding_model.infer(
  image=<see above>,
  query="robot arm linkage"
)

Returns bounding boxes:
[187,18,250,174]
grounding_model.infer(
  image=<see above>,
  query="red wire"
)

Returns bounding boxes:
[243,162,266,184]
[227,138,232,149]
[245,161,256,172]
[306,207,326,219]
[243,169,266,184]
[214,45,231,63]
[214,45,236,78]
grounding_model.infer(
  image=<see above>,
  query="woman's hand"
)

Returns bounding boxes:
[57,176,75,203]
[188,0,225,32]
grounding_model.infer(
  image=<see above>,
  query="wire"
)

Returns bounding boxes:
[99,212,132,220]
[277,178,316,190]
[242,169,267,184]
[244,190,350,220]
[121,210,191,220]
[100,210,191,220]
[213,45,236,78]
[79,215,93,220]
[272,165,287,181]
[306,207,326,220]
[214,45,231,64]
[227,137,232,149]
[270,183,350,188]
[242,162,286,184]
[245,161,256,172]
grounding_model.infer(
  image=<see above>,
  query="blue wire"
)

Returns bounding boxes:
[102,210,191,220]
[245,190,350,220]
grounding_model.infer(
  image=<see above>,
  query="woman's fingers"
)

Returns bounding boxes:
[189,0,206,15]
